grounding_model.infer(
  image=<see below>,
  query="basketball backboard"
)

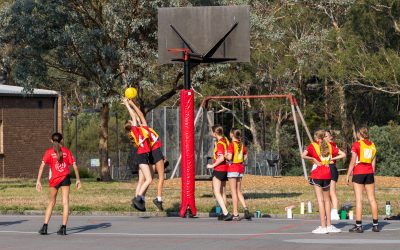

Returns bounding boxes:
[158,6,250,64]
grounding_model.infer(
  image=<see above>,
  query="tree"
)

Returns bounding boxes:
[0,0,183,180]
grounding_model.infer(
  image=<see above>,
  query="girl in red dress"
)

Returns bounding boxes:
[36,133,81,235]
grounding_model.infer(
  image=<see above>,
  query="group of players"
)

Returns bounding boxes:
[302,127,380,234]
[34,95,381,235]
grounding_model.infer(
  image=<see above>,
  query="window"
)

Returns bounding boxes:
[0,120,3,154]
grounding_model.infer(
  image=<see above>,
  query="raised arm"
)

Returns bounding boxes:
[122,98,138,126]
[127,99,147,127]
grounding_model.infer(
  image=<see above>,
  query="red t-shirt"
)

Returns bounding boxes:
[351,140,374,175]
[306,142,335,180]
[142,126,162,150]
[213,138,228,172]
[130,126,151,154]
[42,147,75,187]
[329,141,339,163]
[227,141,247,173]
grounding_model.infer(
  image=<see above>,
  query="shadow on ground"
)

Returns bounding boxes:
[0,220,28,226]
[201,192,302,199]
[68,223,112,234]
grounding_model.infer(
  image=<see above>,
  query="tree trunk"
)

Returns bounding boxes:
[336,83,351,161]
[245,98,262,152]
[99,102,111,181]
[275,108,283,153]
[324,78,330,126]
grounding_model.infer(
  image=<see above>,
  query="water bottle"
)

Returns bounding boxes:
[287,208,293,219]
[300,202,305,215]
[386,201,391,217]
[307,201,312,213]
[215,202,221,215]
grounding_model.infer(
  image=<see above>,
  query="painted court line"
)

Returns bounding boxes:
[285,239,400,244]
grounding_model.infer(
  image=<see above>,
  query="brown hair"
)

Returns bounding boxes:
[212,125,228,145]
[314,130,330,157]
[358,126,369,139]
[51,133,63,163]
[124,121,132,132]
[313,130,325,141]
[231,128,243,152]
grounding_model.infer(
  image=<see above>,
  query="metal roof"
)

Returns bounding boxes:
[0,84,59,97]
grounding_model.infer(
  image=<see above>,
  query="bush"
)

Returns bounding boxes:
[370,122,400,176]
[70,167,97,179]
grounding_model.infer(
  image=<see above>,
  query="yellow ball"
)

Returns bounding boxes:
[124,87,137,99]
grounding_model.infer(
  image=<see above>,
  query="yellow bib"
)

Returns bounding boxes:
[213,140,227,160]
[359,140,376,164]
[311,142,332,165]
[142,127,159,147]
[232,142,244,164]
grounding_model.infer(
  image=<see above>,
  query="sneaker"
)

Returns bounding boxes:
[221,213,233,221]
[153,198,164,211]
[244,209,251,220]
[232,215,241,221]
[56,225,67,235]
[312,226,328,234]
[372,225,380,232]
[331,210,340,221]
[327,225,341,233]
[131,196,146,212]
[349,225,364,233]
[38,224,48,235]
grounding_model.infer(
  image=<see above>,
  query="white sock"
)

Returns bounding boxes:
[157,196,162,202]
[331,208,337,214]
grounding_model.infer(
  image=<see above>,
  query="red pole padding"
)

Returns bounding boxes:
[179,89,197,217]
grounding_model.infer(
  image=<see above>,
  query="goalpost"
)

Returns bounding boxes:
[170,94,313,181]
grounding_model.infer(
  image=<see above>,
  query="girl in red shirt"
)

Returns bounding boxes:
[36,133,81,235]
[325,129,346,221]
[123,98,152,212]
[346,127,379,233]
[207,125,233,221]
[226,128,251,221]
[302,130,345,234]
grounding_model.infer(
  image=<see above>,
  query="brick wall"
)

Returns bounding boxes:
[1,96,59,178]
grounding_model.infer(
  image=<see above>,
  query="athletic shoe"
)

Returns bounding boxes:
[38,224,48,235]
[221,213,233,221]
[132,196,146,212]
[327,225,341,233]
[331,210,340,221]
[153,198,164,211]
[244,209,251,220]
[232,215,241,221]
[372,225,380,232]
[349,225,364,233]
[57,225,67,235]
[312,226,328,234]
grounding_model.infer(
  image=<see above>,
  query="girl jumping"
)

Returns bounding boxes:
[346,127,379,233]
[36,133,81,235]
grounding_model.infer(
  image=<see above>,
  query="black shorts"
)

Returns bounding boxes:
[55,175,71,189]
[309,178,331,188]
[352,173,374,184]
[136,152,150,165]
[329,164,339,182]
[212,171,228,181]
[149,147,164,165]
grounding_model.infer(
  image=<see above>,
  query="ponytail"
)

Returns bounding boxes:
[51,133,63,163]
[358,126,370,140]
[231,128,243,152]
[320,138,330,158]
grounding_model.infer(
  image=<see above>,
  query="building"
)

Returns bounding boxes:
[0,84,62,178]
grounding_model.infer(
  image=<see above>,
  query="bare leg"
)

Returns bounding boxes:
[60,186,70,225]
[330,180,338,210]
[314,185,326,228]
[323,188,331,227]
[155,160,165,199]
[236,178,247,209]
[213,177,229,215]
[135,168,144,197]
[221,181,227,206]
[365,183,378,220]
[353,183,364,221]
[137,164,153,197]
[229,178,238,216]
[44,188,58,224]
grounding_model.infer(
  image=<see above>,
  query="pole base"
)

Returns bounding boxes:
[183,206,194,218]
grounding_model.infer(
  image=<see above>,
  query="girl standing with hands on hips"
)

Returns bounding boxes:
[36,133,81,235]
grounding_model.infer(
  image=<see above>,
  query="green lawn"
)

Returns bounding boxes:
[0,176,399,216]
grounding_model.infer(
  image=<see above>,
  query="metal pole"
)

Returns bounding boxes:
[291,103,308,179]
[295,105,313,143]
[116,113,120,179]
[75,114,78,163]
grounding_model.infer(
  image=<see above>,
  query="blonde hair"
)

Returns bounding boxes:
[231,128,243,152]
[358,126,369,139]
[314,130,330,157]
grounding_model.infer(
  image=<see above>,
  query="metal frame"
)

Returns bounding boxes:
[170,94,313,180]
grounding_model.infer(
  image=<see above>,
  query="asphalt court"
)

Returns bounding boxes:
[1,215,399,250]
